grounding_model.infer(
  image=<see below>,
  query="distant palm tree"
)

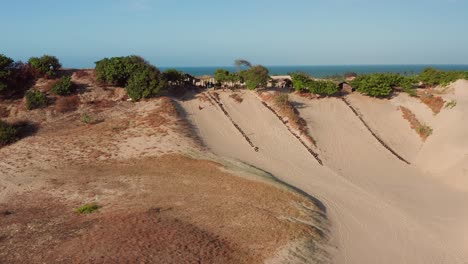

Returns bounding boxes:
[234,59,252,71]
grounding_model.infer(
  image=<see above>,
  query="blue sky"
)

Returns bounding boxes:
[1,0,467,67]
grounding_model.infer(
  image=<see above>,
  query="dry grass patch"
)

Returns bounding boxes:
[418,92,445,114]
[0,105,9,118]
[55,95,80,113]
[261,92,315,145]
[399,106,433,141]
[229,93,243,103]
[73,70,90,79]
[0,155,326,263]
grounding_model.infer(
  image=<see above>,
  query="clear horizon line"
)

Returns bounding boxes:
[158,63,468,68]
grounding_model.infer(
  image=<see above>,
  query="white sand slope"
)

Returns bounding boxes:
[345,93,424,162]
[179,89,468,264]
[415,80,468,191]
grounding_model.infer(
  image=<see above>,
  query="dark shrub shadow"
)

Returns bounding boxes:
[13,121,39,140]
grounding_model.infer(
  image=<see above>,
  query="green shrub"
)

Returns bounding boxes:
[95,55,152,86]
[214,68,240,87]
[51,76,75,96]
[81,113,92,124]
[25,90,47,110]
[0,120,17,147]
[419,68,468,86]
[291,72,312,92]
[351,73,407,97]
[126,67,162,101]
[291,72,339,96]
[95,56,162,101]
[0,54,14,94]
[76,203,100,214]
[240,65,270,90]
[308,79,339,96]
[28,55,61,78]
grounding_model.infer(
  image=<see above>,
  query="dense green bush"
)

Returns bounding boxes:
[351,73,418,97]
[25,90,47,110]
[51,76,75,96]
[214,69,239,86]
[0,120,17,147]
[291,72,339,96]
[0,54,14,94]
[290,72,311,92]
[94,56,162,101]
[418,67,468,86]
[240,65,270,90]
[162,68,185,86]
[28,55,61,77]
[309,79,339,95]
[126,67,162,101]
[95,55,152,86]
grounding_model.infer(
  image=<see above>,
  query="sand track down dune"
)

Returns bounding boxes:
[180,90,468,264]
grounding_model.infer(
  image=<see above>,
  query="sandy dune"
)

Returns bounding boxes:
[0,73,328,263]
[180,87,468,264]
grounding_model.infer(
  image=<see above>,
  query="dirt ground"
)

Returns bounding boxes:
[0,71,327,264]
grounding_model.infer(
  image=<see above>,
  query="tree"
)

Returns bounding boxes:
[28,55,61,78]
[240,65,270,90]
[234,59,252,71]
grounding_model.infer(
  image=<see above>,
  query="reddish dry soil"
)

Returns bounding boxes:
[0,155,322,264]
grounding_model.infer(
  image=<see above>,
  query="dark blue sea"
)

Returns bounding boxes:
[161,65,468,77]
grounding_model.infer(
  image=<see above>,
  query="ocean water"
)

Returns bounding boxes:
[161,65,468,77]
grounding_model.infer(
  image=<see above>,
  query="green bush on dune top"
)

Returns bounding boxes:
[28,55,61,78]
[94,56,163,101]
[291,72,339,96]
[350,73,418,98]
[418,67,468,86]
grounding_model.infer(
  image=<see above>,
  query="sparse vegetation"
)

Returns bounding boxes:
[0,120,17,147]
[81,113,93,124]
[399,106,433,141]
[445,100,457,109]
[229,93,243,103]
[76,203,100,214]
[51,76,75,96]
[55,95,80,113]
[28,55,61,78]
[419,93,445,114]
[94,56,163,101]
[25,90,47,110]
[416,124,433,139]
